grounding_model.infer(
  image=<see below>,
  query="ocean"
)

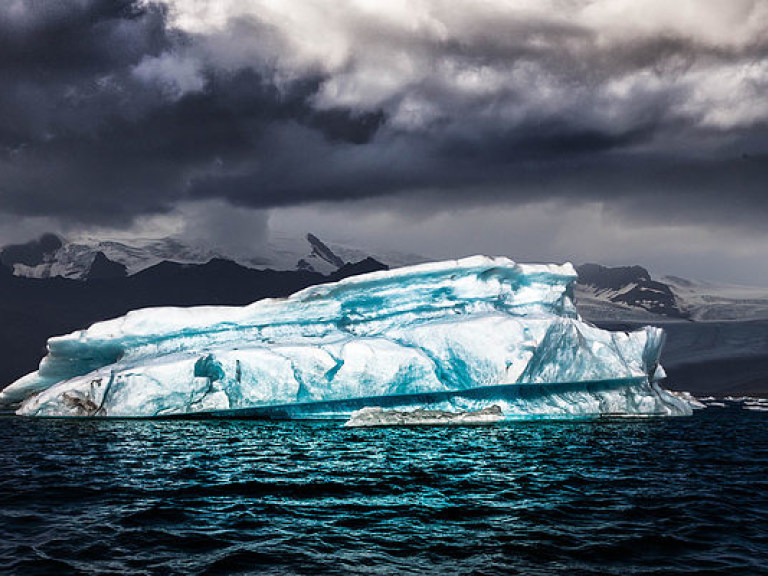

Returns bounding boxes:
[1,407,767,575]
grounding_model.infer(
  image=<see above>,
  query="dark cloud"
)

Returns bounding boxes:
[0,3,384,223]
[0,1,166,74]
[0,0,767,233]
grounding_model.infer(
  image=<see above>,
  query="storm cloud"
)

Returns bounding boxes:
[1,1,767,241]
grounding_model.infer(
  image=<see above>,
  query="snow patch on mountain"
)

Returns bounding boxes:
[7,237,223,279]
[662,276,768,321]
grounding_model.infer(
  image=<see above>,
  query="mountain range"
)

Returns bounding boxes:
[2,232,768,397]
[0,231,415,279]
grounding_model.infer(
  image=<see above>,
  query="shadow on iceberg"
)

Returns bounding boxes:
[0,256,696,419]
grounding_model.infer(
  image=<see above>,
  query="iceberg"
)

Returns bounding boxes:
[0,256,694,419]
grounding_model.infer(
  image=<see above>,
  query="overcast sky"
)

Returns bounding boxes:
[1,0,767,284]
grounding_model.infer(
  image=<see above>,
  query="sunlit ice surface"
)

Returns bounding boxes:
[1,256,694,419]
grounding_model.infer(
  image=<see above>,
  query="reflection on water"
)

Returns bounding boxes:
[1,409,768,575]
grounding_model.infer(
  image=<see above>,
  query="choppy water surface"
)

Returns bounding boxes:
[2,409,768,575]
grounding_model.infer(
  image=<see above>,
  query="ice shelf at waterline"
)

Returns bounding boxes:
[1,256,694,418]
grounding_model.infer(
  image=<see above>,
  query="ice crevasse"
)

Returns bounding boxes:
[0,256,694,419]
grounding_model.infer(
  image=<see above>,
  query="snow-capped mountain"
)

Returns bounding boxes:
[574,262,768,322]
[4,233,768,323]
[574,263,689,320]
[295,233,348,274]
[0,232,407,280]
[1,235,223,279]
[247,231,424,273]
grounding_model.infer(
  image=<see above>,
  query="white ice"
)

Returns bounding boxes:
[0,256,695,419]
[344,406,506,427]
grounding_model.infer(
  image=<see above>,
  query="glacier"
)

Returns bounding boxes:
[0,256,694,419]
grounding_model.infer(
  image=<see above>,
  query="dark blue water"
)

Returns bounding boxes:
[2,409,768,575]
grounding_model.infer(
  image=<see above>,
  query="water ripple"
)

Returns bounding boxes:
[2,409,768,574]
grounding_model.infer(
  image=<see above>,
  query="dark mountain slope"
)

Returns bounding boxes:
[576,263,688,318]
[86,252,128,280]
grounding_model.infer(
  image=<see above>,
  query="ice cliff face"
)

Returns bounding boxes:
[1,256,693,419]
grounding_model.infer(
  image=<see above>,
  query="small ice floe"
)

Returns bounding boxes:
[744,405,768,412]
[699,396,728,408]
[743,397,768,412]
[344,405,505,427]
[669,391,707,409]
[701,396,768,412]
